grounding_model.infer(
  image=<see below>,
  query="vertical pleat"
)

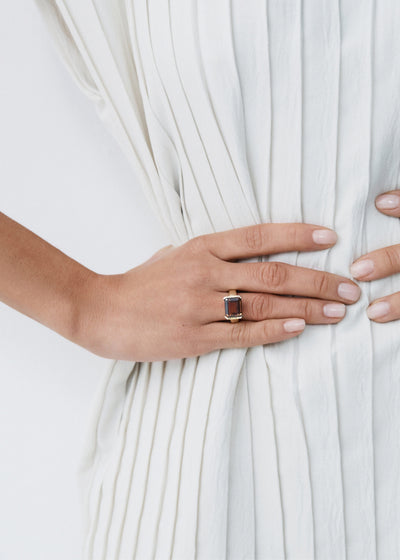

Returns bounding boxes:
[332,2,377,558]
[170,349,244,558]
[193,350,240,558]
[295,0,346,557]
[99,366,141,559]
[34,1,400,558]
[244,346,286,557]
[367,2,400,557]
[77,359,138,559]
[98,360,152,559]
[262,2,315,557]
[229,0,273,223]
[225,358,257,559]
[150,356,201,556]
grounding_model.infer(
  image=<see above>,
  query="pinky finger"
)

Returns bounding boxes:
[366,291,400,323]
[200,317,306,351]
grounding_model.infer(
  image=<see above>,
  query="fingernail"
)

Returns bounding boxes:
[312,229,338,244]
[367,301,390,319]
[323,303,346,318]
[376,194,400,209]
[350,259,374,278]
[283,318,306,332]
[337,282,361,301]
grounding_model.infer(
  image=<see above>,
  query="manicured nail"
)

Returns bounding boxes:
[376,194,400,209]
[337,282,361,301]
[350,259,374,278]
[312,229,338,244]
[283,318,306,332]
[323,303,346,318]
[367,301,390,319]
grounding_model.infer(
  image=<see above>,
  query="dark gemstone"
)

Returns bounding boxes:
[224,295,242,318]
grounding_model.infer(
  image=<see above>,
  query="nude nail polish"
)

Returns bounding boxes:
[283,319,306,332]
[350,259,374,278]
[367,301,390,319]
[337,282,361,302]
[323,303,346,318]
[312,229,338,244]
[376,194,400,209]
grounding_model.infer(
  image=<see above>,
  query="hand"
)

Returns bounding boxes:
[350,189,400,323]
[77,223,361,362]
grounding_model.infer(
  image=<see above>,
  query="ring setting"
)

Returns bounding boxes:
[224,289,243,323]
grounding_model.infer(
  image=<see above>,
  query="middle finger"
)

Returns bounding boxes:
[216,261,361,303]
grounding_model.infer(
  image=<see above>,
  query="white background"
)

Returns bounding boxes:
[0,3,166,558]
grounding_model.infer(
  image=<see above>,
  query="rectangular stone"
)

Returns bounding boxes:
[224,296,242,318]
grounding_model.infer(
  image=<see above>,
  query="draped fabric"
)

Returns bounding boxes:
[35,1,400,558]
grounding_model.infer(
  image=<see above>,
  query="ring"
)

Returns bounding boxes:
[224,289,243,323]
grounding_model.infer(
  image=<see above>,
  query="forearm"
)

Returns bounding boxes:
[0,211,97,344]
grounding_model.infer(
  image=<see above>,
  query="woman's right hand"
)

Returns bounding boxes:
[77,223,361,362]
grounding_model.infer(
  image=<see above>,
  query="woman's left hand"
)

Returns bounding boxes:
[350,189,400,322]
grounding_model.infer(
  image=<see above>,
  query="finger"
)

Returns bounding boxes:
[209,292,346,324]
[375,189,400,217]
[205,291,346,323]
[366,291,400,323]
[216,261,361,304]
[350,243,400,281]
[198,317,306,351]
[193,222,337,261]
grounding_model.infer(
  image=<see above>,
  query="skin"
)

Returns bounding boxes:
[1,210,363,362]
[350,189,400,322]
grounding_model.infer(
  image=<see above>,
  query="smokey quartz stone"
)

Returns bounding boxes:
[224,295,242,319]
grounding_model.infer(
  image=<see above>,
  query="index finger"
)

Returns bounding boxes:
[199,223,338,261]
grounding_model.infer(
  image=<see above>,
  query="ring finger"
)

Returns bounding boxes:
[204,291,347,324]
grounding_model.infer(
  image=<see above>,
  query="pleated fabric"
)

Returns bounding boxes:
[34,1,400,558]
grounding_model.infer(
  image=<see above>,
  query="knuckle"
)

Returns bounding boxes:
[230,323,247,347]
[384,247,400,271]
[187,234,209,255]
[250,294,269,318]
[261,321,272,342]
[244,225,264,252]
[313,272,331,296]
[261,262,287,289]
[300,299,314,320]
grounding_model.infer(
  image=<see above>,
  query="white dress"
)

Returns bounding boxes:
[35,1,400,558]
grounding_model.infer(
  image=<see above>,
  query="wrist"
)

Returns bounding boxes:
[69,268,105,348]
[70,270,120,356]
